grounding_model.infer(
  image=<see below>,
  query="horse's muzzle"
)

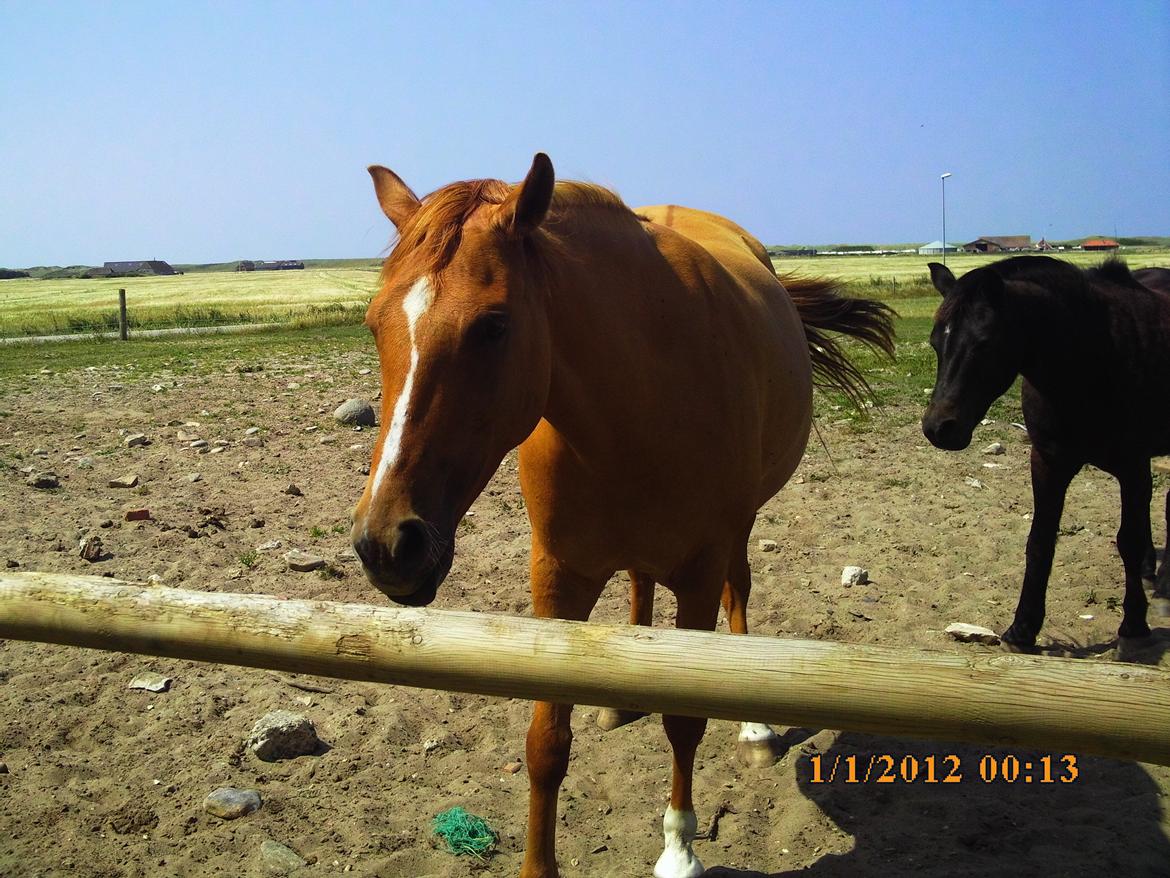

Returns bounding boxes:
[353,519,454,606]
[922,412,972,451]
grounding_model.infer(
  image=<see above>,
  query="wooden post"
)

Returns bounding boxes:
[2,571,1170,765]
[118,288,128,340]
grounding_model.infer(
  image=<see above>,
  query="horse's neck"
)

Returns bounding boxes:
[1015,282,1110,392]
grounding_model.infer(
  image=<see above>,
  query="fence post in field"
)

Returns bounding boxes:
[118,289,128,340]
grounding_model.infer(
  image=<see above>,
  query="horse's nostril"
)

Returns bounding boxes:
[353,533,382,570]
[391,518,430,571]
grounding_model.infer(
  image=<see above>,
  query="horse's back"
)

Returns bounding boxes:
[638,204,778,283]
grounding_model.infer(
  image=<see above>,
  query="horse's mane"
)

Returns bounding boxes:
[379,179,635,284]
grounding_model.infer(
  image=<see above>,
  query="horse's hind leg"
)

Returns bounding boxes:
[656,550,726,878]
[1116,465,1153,639]
[597,570,654,731]
[1155,487,1170,614]
[723,539,785,766]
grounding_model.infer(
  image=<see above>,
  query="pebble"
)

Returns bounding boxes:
[841,566,869,587]
[213,439,230,448]
[203,787,262,820]
[209,447,226,454]
[124,508,151,522]
[965,477,985,489]
[32,447,48,456]
[124,434,148,448]
[982,442,1005,455]
[27,472,60,489]
[333,399,376,427]
[283,484,303,497]
[128,672,172,692]
[504,761,523,774]
[243,436,263,447]
[258,540,284,551]
[258,840,306,875]
[188,473,202,483]
[245,427,261,435]
[189,439,209,449]
[99,519,114,528]
[246,710,322,761]
[108,474,139,489]
[285,550,327,573]
[758,539,778,553]
[945,622,1001,645]
[176,430,199,442]
[358,368,372,375]
[318,436,337,445]
[79,535,104,562]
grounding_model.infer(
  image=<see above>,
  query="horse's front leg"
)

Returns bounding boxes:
[656,548,726,878]
[520,549,608,878]
[1004,448,1080,647]
[1116,464,1153,639]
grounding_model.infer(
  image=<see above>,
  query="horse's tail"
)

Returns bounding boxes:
[780,272,897,409]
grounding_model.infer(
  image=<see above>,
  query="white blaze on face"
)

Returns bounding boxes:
[369,276,434,502]
[654,807,704,878]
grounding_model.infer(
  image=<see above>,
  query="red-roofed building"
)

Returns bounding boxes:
[1081,238,1120,251]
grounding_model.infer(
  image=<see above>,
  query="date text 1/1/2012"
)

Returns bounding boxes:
[806,753,1080,784]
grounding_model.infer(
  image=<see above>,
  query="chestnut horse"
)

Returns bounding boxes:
[923,257,1170,649]
[352,154,894,878]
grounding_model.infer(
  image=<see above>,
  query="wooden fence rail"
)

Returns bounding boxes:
[2,572,1169,764]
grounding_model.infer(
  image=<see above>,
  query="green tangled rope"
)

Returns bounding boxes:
[432,806,498,858]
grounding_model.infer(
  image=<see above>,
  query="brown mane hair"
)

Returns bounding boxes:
[379,179,635,285]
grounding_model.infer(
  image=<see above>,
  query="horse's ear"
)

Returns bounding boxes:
[368,165,421,230]
[927,262,955,297]
[502,153,555,235]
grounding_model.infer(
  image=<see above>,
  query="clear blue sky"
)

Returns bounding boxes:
[2,0,1168,266]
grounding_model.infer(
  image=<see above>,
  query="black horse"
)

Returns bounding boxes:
[922,256,1170,648]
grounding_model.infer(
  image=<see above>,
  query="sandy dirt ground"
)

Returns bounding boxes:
[1,351,1169,878]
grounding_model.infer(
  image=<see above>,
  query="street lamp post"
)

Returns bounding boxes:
[940,172,953,266]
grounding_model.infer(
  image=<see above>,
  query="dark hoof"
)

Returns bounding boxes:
[1001,622,1039,650]
[1118,618,1152,640]
[595,708,648,731]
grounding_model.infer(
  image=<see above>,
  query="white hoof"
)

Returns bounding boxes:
[654,807,705,878]
[736,722,784,767]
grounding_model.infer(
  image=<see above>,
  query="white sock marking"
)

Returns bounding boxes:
[370,277,434,501]
[654,807,704,878]
[739,722,778,743]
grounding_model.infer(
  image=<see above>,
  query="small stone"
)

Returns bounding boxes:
[258,540,283,551]
[945,622,1001,645]
[128,672,172,692]
[358,368,372,375]
[79,535,104,562]
[333,399,376,427]
[32,447,48,456]
[5,560,18,568]
[246,710,321,761]
[243,437,263,447]
[151,384,164,392]
[189,439,209,449]
[303,425,318,433]
[209,446,226,454]
[108,474,139,489]
[283,484,303,497]
[1079,614,1095,620]
[318,436,337,445]
[285,550,326,573]
[965,477,985,489]
[258,840,306,876]
[250,518,265,529]
[213,439,230,448]
[982,442,1005,455]
[188,473,202,483]
[841,566,869,587]
[758,539,778,553]
[124,508,151,522]
[591,844,608,854]
[124,434,148,448]
[99,519,114,528]
[176,430,199,442]
[286,382,301,390]
[503,761,523,774]
[27,472,59,489]
[348,444,364,451]
[203,787,262,820]
[245,427,261,435]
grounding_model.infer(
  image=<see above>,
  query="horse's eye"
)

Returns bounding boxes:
[470,311,510,344]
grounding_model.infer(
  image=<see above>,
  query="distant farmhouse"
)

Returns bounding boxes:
[90,260,177,278]
[236,260,305,272]
[1081,238,1120,251]
[961,236,1032,253]
[917,240,959,255]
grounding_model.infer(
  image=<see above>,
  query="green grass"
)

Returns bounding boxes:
[0,268,379,337]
